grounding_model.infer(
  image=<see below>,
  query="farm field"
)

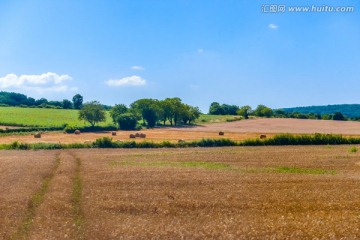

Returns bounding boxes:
[1,146,360,239]
[2,117,360,145]
[0,128,275,144]
[189,118,360,135]
[0,107,113,127]
[0,106,238,128]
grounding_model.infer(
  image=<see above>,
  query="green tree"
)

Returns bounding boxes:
[35,98,48,106]
[78,101,106,127]
[62,99,73,109]
[130,98,160,128]
[332,112,346,121]
[181,105,201,124]
[116,113,137,130]
[237,105,252,119]
[110,104,128,123]
[254,104,273,118]
[164,97,184,126]
[209,102,225,115]
[72,94,83,109]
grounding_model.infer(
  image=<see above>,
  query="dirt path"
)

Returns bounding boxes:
[11,152,85,240]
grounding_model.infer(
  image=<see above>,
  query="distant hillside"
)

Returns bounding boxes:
[282,104,360,118]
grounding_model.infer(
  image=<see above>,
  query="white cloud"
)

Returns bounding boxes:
[268,23,278,29]
[0,72,75,93]
[131,65,145,71]
[106,75,146,87]
[197,49,204,54]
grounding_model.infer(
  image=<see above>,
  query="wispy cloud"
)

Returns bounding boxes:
[197,48,204,54]
[0,72,76,93]
[268,23,278,29]
[131,65,145,71]
[106,75,147,87]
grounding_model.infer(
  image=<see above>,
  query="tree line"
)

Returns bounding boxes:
[79,98,201,130]
[0,91,85,109]
[209,102,347,121]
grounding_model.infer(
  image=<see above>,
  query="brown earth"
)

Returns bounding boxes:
[2,146,360,239]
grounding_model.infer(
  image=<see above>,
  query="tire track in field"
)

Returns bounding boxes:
[11,152,86,240]
[11,153,61,240]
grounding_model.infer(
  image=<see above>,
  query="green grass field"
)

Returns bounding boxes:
[0,106,240,128]
[0,107,113,127]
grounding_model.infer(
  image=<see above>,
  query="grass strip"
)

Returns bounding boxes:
[71,156,85,240]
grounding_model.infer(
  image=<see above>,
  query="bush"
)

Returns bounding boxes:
[116,113,138,130]
[93,137,115,148]
[350,146,358,153]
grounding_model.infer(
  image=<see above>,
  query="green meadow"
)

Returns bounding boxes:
[0,106,241,128]
[0,107,113,127]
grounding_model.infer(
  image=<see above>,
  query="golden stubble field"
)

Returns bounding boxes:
[2,118,360,145]
[1,146,360,239]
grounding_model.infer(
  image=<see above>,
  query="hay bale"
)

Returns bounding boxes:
[74,130,81,135]
[219,131,225,136]
[111,131,117,136]
[260,134,267,139]
[135,132,140,138]
[139,133,146,138]
[178,139,185,143]
[129,134,136,138]
[34,132,41,138]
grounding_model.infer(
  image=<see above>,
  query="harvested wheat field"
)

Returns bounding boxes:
[185,118,360,135]
[1,146,360,239]
[2,118,360,145]
[0,129,275,145]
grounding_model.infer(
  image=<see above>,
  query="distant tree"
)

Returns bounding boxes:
[209,102,225,115]
[35,98,48,106]
[78,101,106,127]
[254,104,273,118]
[27,97,36,106]
[72,94,83,109]
[62,99,73,109]
[180,105,201,124]
[48,101,63,108]
[322,114,333,120]
[164,97,184,126]
[332,112,346,121]
[237,105,252,119]
[221,104,239,115]
[116,113,137,130]
[130,98,160,128]
[110,104,128,123]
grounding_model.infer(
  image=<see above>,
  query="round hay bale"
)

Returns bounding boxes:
[135,132,140,138]
[139,133,146,138]
[219,131,225,136]
[111,131,117,136]
[178,139,185,143]
[74,130,81,135]
[260,134,267,139]
[129,134,136,138]
[34,132,41,138]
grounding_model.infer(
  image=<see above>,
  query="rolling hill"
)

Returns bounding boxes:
[281,104,360,118]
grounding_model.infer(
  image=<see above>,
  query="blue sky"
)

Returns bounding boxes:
[0,0,359,112]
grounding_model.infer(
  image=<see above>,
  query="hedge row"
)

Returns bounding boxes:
[1,133,360,150]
